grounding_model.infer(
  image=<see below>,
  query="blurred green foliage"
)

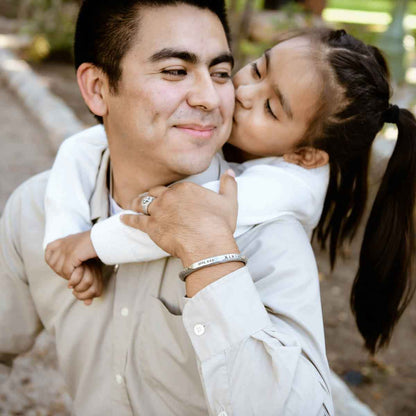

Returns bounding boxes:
[13,0,414,64]
[18,0,79,62]
[328,0,416,14]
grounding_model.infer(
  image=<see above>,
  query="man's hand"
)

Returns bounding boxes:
[45,231,98,280]
[68,259,103,306]
[121,170,239,265]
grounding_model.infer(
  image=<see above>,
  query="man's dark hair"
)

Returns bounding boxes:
[74,0,230,123]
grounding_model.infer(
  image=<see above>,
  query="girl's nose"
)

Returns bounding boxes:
[235,84,254,110]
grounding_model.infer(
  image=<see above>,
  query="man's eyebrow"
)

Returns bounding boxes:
[149,48,198,64]
[149,48,234,69]
[210,53,234,69]
[264,49,293,120]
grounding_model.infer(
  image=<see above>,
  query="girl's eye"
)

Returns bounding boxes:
[162,69,187,77]
[265,99,277,119]
[251,62,261,79]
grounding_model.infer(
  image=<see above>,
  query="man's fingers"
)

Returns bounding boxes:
[219,169,237,202]
[146,185,168,197]
[130,196,156,215]
[121,213,148,232]
[130,186,168,214]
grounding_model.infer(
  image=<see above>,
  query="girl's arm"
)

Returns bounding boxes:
[90,159,329,265]
[43,125,108,249]
[205,159,329,236]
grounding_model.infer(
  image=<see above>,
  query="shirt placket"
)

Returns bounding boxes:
[111,263,135,416]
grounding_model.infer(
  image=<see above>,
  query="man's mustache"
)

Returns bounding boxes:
[171,109,223,126]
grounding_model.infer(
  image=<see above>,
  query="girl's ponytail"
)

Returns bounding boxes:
[272,28,415,353]
[351,107,416,354]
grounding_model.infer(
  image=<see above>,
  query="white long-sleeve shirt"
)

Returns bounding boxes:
[44,125,329,265]
[1,147,334,415]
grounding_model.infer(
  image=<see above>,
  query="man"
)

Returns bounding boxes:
[0,1,333,415]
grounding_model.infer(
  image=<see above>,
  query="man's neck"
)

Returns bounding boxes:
[110,155,184,210]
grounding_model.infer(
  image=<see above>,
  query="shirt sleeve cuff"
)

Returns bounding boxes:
[91,211,169,265]
[182,266,272,362]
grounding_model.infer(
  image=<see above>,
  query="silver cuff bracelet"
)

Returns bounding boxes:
[179,253,248,282]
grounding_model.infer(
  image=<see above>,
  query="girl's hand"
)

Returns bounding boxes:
[68,259,103,306]
[45,231,98,279]
[121,170,238,265]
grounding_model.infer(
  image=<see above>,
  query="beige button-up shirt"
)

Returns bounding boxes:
[0,150,333,415]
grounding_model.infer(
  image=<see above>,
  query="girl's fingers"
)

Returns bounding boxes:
[68,266,84,289]
[72,271,93,292]
[73,284,100,301]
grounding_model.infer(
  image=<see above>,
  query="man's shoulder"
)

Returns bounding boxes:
[237,215,316,279]
[3,170,50,218]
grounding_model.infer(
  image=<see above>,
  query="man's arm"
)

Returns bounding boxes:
[0,184,43,381]
[182,218,333,416]
[122,174,332,414]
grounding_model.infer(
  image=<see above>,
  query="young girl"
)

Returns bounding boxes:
[45,28,416,355]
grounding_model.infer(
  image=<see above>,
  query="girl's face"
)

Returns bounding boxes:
[229,37,323,158]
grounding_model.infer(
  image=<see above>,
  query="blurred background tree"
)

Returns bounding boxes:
[17,0,81,61]
[1,0,414,86]
[227,0,415,85]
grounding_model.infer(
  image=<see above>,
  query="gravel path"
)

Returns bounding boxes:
[0,81,72,415]
[0,81,53,212]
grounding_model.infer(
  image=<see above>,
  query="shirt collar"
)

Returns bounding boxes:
[90,149,230,223]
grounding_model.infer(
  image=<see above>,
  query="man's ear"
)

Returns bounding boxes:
[283,147,329,169]
[77,63,108,118]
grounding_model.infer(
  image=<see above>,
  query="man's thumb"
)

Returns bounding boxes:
[121,213,148,232]
[219,169,237,201]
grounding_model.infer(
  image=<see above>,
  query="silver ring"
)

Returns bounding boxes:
[141,195,155,215]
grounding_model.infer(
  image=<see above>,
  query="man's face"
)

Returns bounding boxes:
[103,4,235,181]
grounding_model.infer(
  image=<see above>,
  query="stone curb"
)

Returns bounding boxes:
[0,44,84,152]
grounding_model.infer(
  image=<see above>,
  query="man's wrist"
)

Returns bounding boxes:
[180,253,247,281]
[179,236,244,297]
[80,230,98,261]
[179,234,239,267]
[185,261,244,297]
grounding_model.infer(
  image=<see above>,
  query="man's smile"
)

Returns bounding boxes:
[174,124,216,138]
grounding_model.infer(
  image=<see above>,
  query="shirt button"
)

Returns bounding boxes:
[194,324,205,336]
[121,307,129,317]
[115,374,124,385]
[218,411,227,416]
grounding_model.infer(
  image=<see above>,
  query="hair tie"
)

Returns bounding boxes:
[383,104,400,124]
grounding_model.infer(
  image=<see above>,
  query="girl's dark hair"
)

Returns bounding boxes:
[74,0,230,123]
[303,28,416,354]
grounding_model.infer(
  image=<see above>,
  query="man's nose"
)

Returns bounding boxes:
[187,72,221,111]
[235,84,253,109]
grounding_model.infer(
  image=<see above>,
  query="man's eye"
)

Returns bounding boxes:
[212,71,231,81]
[251,62,260,79]
[162,69,187,77]
[265,99,277,119]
